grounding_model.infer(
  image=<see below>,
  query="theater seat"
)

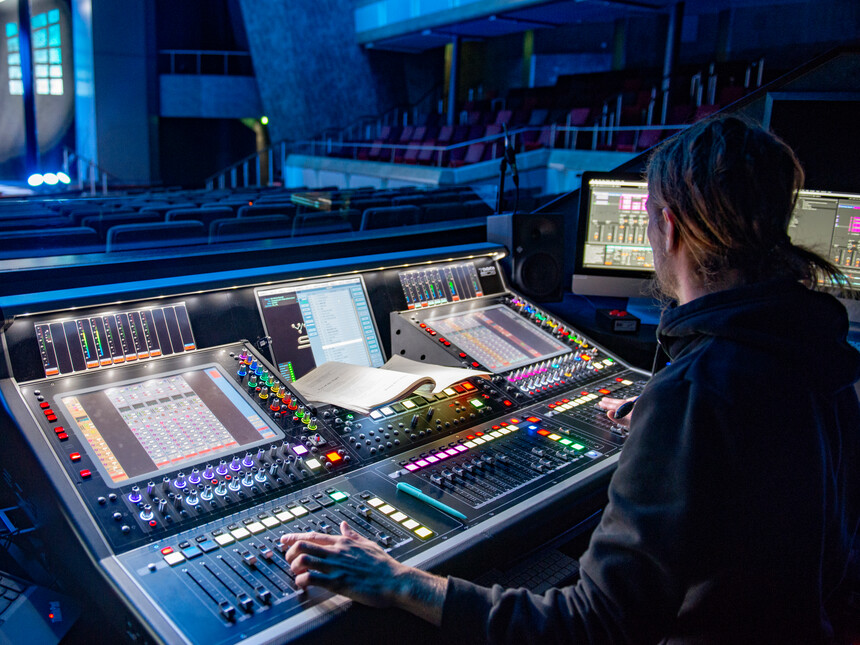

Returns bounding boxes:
[81,213,163,240]
[209,215,293,244]
[106,221,207,252]
[166,206,235,228]
[237,203,297,219]
[291,213,353,237]
[360,206,421,231]
[0,227,101,257]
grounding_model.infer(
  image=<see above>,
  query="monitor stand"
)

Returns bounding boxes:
[624,297,663,326]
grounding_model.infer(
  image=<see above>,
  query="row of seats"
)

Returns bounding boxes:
[0,184,501,258]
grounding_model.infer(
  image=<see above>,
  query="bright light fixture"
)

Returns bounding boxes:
[42,172,58,185]
[27,173,44,186]
[56,171,71,184]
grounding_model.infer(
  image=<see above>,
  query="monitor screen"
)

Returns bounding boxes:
[572,172,655,297]
[790,189,860,289]
[55,364,283,488]
[426,304,568,373]
[256,277,385,382]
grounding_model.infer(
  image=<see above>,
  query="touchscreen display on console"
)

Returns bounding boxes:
[427,304,568,373]
[56,364,282,487]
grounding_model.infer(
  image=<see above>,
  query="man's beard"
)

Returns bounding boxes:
[646,245,678,307]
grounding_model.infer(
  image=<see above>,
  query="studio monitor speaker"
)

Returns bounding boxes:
[487,211,566,302]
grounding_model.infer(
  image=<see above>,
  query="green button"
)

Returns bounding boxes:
[572,443,585,450]
[559,438,573,446]
[469,399,484,408]
[329,491,348,502]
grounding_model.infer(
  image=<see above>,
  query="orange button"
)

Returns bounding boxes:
[325,451,342,463]
[462,382,475,390]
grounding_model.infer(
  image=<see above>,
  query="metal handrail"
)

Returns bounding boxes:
[205,123,687,189]
[62,147,122,196]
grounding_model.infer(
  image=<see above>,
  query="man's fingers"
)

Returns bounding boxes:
[340,521,360,539]
[598,397,626,410]
[284,538,336,564]
[280,530,341,549]
[289,553,336,576]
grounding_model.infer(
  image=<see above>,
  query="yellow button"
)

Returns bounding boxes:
[414,527,434,539]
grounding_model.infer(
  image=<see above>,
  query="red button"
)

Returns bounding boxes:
[46,414,57,422]
[39,402,50,409]
[616,377,624,382]
[471,362,479,368]
[43,409,54,416]
[453,385,465,393]
[429,331,436,336]
[149,520,157,527]
[527,417,541,423]
[458,353,467,358]
[419,323,426,328]
[79,469,91,479]
[54,427,65,434]
[69,452,81,462]
[503,400,513,406]
[161,547,173,555]
[57,432,68,440]
[598,389,610,395]
[548,404,556,409]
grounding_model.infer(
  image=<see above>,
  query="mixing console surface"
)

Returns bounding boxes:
[0,251,651,644]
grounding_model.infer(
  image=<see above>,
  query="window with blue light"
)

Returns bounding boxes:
[7,9,64,97]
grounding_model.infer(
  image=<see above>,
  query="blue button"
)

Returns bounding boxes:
[182,546,203,559]
[197,539,219,553]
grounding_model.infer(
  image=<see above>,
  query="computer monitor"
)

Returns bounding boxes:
[255,276,386,382]
[789,188,860,290]
[571,172,655,297]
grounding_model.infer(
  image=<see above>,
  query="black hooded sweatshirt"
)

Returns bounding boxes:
[440,279,860,644]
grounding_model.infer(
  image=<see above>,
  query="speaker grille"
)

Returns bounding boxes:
[516,251,561,300]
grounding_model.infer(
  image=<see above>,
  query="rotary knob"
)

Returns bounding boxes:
[173,472,187,490]
[229,456,241,472]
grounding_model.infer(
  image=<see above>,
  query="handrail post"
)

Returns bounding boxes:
[242,161,249,187]
[230,167,237,189]
[255,155,261,187]
[268,147,274,186]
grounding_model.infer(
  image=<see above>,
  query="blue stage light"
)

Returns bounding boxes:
[27,173,44,186]
[43,172,59,185]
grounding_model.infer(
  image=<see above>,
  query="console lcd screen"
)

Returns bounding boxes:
[256,277,385,382]
[427,304,568,373]
[55,363,283,487]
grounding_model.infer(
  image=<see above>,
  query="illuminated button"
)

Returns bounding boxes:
[537,429,551,436]
[366,498,384,508]
[414,527,434,539]
[433,452,448,460]
[325,451,343,464]
[480,435,494,442]
[329,491,348,502]
[163,552,186,567]
[458,352,467,358]
[472,438,485,445]
[559,439,573,446]
[161,547,173,555]
[181,546,203,559]
[80,469,92,479]
[69,452,81,462]
[585,450,601,458]
[292,445,309,456]
[46,414,57,422]
[462,382,475,391]
[402,400,416,410]
[469,399,484,408]
[508,418,521,424]
[443,388,456,396]
[445,449,459,456]
[572,443,585,451]
[453,385,465,394]
[402,519,420,530]
[425,456,438,464]
[230,527,251,540]
[262,517,280,529]
[489,431,502,438]
[290,505,309,517]
[548,434,562,441]
[378,504,395,515]
[275,511,294,523]
[623,380,633,385]
[463,441,476,448]
[415,459,429,467]
[305,458,322,471]
[246,522,265,534]
[503,400,513,407]
[390,511,407,522]
[369,410,383,420]
[500,428,511,435]
[471,362,480,368]
[506,425,518,432]
[54,427,65,434]
[598,389,611,395]
[380,406,395,416]
[454,445,468,452]
[214,534,235,547]
[404,464,420,472]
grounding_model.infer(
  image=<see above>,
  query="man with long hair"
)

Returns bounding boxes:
[280,116,860,643]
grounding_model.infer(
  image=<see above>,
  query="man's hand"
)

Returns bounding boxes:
[598,396,637,428]
[281,521,447,625]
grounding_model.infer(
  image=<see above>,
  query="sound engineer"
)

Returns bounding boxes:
[281,116,860,643]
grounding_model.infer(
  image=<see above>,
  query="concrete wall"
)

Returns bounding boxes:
[237,0,407,142]
[160,75,262,118]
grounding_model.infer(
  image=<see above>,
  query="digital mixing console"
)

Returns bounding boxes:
[0,248,650,644]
